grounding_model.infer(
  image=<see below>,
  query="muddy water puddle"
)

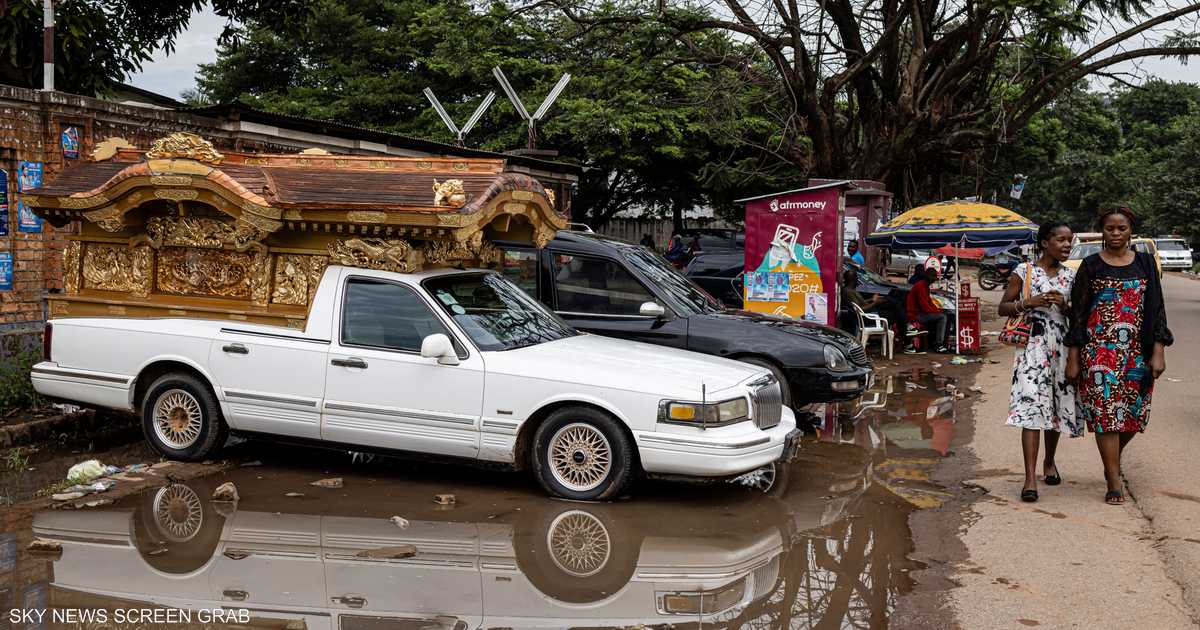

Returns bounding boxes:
[2,371,960,629]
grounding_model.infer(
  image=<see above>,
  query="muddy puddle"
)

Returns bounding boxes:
[1,371,960,629]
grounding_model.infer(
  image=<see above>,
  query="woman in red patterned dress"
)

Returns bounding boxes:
[1065,208,1172,505]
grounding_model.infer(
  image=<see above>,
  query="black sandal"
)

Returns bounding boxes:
[1044,466,1062,486]
[1104,490,1124,505]
[1021,489,1038,502]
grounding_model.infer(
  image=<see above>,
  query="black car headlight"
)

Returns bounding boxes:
[658,397,750,428]
[823,344,850,372]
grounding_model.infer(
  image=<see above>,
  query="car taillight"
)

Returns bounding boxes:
[43,322,52,362]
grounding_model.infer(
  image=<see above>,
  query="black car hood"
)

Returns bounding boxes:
[699,309,860,347]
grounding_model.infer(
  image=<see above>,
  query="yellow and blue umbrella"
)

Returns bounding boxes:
[865,200,1037,248]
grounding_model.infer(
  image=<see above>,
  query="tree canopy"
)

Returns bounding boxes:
[976,80,1200,242]
[0,0,310,96]
[191,0,789,228]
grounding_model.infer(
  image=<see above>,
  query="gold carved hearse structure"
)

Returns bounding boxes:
[19,133,567,329]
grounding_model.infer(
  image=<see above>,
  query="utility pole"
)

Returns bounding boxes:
[42,0,54,91]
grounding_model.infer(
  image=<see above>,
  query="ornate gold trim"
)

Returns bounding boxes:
[347,211,388,224]
[155,189,199,202]
[63,241,82,294]
[328,238,419,273]
[433,179,468,208]
[146,133,225,165]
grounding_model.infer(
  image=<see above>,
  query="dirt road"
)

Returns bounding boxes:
[931,273,1200,629]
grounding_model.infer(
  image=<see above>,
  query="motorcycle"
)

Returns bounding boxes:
[977,258,1017,290]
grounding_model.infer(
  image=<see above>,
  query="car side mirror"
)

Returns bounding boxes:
[639,301,666,318]
[420,333,459,366]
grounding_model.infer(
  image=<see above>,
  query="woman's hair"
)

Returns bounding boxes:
[1096,206,1137,230]
[1036,221,1071,252]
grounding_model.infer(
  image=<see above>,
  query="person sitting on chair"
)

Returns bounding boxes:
[907,266,950,353]
[842,268,909,352]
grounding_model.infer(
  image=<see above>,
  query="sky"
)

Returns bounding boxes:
[127,6,1197,100]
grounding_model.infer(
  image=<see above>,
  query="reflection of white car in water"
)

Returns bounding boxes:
[33,481,786,629]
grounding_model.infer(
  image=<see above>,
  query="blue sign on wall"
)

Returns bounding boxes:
[0,169,8,237]
[0,253,11,291]
[17,161,43,233]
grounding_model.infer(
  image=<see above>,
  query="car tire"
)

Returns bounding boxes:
[737,357,792,407]
[141,372,227,461]
[513,503,639,603]
[531,406,635,501]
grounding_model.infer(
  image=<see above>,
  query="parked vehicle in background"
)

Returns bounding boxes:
[33,265,799,500]
[1155,237,1194,270]
[884,249,930,277]
[977,250,1023,290]
[686,250,746,307]
[678,228,745,253]
[1067,238,1162,276]
[500,231,873,405]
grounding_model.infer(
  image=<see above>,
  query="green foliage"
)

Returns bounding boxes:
[192,0,784,226]
[0,349,45,412]
[4,447,29,472]
[966,80,1200,244]
[0,0,313,95]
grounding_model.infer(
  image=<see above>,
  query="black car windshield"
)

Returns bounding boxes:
[622,246,723,315]
[423,273,577,351]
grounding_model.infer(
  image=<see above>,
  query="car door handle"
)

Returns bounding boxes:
[332,595,367,609]
[222,589,248,602]
[331,357,368,369]
[222,343,249,355]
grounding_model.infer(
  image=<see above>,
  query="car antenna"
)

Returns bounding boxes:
[701,381,707,430]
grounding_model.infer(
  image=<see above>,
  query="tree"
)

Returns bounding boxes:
[0,0,311,96]
[192,0,786,228]
[547,0,1200,208]
[972,80,1200,241]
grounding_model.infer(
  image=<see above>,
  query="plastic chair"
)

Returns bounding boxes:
[853,303,894,359]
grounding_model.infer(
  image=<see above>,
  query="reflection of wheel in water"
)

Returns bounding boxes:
[547,510,611,578]
[514,504,640,604]
[132,479,226,575]
[151,484,204,542]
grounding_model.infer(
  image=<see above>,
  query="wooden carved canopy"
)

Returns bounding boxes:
[20,133,567,328]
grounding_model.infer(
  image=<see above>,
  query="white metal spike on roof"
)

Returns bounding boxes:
[532,74,571,121]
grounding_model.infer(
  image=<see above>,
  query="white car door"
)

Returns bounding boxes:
[209,327,328,440]
[322,275,484,458]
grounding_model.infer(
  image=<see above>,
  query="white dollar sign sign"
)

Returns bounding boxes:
[960,326,975,348]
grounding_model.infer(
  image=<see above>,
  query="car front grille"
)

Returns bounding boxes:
[751,377,783,430]
[848,343,869,365]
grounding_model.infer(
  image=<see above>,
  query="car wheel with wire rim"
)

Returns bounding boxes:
[737,357,792,407]
[132,480,226,574]
[514,503,640,603]
[531,406,635,501]
[141,372,227,461]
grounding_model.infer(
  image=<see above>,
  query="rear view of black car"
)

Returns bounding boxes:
[497,231,872,405]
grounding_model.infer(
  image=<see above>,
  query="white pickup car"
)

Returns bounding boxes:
[33,265,798,499]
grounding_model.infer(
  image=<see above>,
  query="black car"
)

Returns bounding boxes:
[497,231,872,405]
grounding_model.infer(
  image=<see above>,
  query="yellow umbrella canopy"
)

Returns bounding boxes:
[865,200,1038,248]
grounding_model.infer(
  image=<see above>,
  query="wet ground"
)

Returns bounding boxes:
[0,371,962,629]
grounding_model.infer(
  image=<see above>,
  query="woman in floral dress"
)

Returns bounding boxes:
[1002,222,1081,502]
[1066,208,1172,505]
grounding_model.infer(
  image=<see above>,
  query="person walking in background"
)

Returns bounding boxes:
[1000,221,1081,502]
[907,266,950,353]
[687,234,703,259]
[847,240,865,265]
[1066,207,1171,505]
[639,234,656,250]
[664,234,687,268]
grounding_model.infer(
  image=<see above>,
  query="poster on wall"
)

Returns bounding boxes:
[0,252,12,291]
[740,182,851,325]
[0,169,8,236]
[16,161,43,233]
[62,126,81,159]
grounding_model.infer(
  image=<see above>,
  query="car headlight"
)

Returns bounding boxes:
[824,344,850,372]
[658,397,750,427]
[658,579,748,615]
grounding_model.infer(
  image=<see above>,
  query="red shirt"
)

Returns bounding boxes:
[906,278,940,321]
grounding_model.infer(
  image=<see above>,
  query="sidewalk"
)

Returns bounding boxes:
[946,349,1196,628]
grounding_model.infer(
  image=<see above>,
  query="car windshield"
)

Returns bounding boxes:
[622,246,723,315]
[1070,242,1101,259]
[423,273,577,351]
[1157,240,1188,251]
